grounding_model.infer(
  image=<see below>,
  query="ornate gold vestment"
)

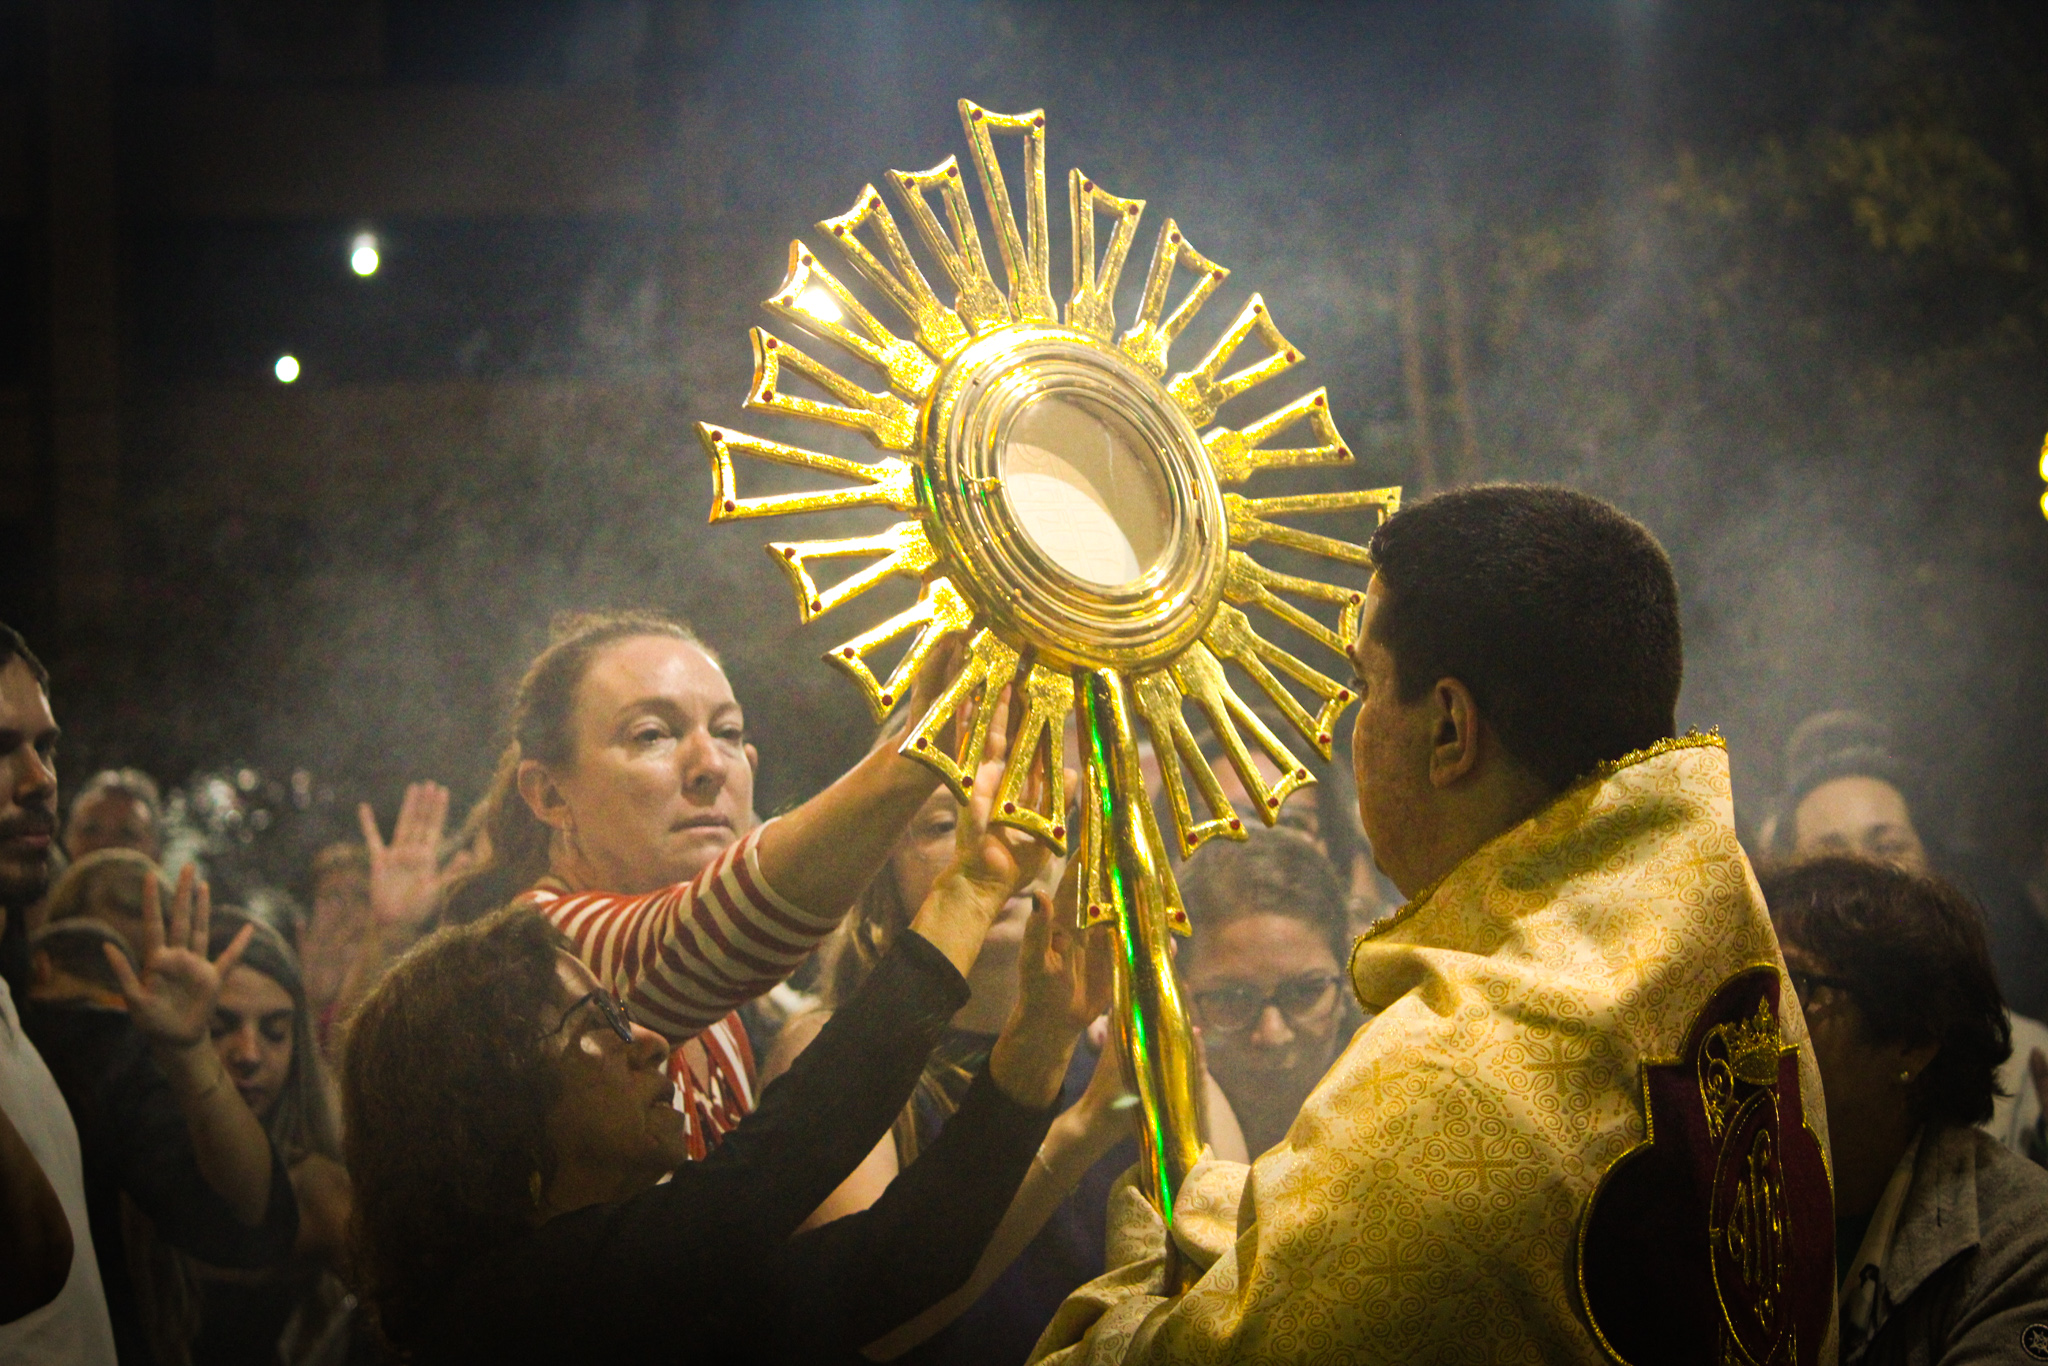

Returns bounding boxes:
[1031,736,1838,1365]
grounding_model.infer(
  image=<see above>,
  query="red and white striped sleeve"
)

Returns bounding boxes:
[522,823,840,1042]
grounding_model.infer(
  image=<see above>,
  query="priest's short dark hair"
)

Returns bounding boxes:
[1365,484,1682,791]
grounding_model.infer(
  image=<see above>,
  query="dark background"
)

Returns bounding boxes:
[3,0,2045,882]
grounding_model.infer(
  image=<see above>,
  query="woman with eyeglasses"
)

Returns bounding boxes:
[341,748,1105,1365]
[1761,855,2048,1364]
[1179,826,1358,1159]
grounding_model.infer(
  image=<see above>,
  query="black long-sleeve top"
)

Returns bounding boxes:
[23,1000,300,1366]
[412,930,1061,1366]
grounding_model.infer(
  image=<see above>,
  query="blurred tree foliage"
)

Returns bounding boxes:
[1484,0,2043,450]
[1464,0,2048,851]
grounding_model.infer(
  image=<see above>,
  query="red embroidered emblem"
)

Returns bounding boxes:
[1579,968,1833,1365]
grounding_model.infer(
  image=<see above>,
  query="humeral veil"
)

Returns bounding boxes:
[1031,734,1838,1365]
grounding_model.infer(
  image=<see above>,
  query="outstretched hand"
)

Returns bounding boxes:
[105,866,253,1049]
[1018,846,1111,1038]
[948,686,1054,899]
[987,892,1111,1110]
[360,781,453,930]
[1014,890,1115,1038]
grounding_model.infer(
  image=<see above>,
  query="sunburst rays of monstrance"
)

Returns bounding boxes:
[698,100,1399,1227]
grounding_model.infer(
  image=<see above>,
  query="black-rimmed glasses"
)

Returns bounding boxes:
[542,989,636,1046]
[1190,974,1342,1033]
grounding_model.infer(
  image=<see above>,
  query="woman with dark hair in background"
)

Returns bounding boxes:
[342,755,1099,1364]
[176,911,353,1366]
[1177,826,1358,1158]
[41,907,352,1366]
[1769,709,2048,1163]
[1762,856,2048,1363]
[87,909,354,1366]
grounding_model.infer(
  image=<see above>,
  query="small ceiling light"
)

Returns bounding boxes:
[274,354,300,383]
[350,232,380,277]
[796,286,843,324]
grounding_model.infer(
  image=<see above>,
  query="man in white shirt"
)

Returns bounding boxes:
[0,622,117,1365]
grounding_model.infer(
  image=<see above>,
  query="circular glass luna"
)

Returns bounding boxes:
[925,328,1228,672]
[999,394,1173,587]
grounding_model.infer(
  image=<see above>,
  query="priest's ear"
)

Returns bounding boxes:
[1425,677,1485,789]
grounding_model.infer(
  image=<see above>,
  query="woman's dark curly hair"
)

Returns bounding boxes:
[340,907,568,1348]
[1760,855,2011,1127]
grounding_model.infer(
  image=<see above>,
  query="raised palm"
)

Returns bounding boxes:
[105,865,252,1048]
[361,781,453,929]
[1018,875,1115,1037]
[951,688,1059,896]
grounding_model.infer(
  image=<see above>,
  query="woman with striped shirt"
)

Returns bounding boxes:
[438,610,960,1156]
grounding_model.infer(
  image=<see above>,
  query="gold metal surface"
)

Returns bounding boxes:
[700,98,1399,1219]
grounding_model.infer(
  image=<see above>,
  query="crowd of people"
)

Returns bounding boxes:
[4,484,2047,1365]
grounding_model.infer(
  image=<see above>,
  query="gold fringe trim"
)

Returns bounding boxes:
[1348,728,1727,960]
[1580,727,1724,787]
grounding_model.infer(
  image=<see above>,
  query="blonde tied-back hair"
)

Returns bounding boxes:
[822,868,913,1010]
[442,611,705,925]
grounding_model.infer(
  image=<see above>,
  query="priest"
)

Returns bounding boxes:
[1032,485,1836,1365]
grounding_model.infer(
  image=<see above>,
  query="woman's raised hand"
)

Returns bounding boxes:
[909,686,1056,975]
[104,865,253,1048]
[361,781,451,930]
[1014,892,1114,1039]
[987,891,1111,1109]
[947,685,1062,899]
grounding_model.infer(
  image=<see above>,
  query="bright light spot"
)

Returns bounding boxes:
[350,233,380,277]
[796,286,843,324]
[274,354,300,383]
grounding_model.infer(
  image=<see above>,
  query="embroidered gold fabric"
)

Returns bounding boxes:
[1029,740,1838,1366]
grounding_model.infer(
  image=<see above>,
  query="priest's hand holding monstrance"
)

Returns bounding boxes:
[698,100,1398,1231]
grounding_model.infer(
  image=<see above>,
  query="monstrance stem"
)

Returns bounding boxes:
[1079,669,1204,1274]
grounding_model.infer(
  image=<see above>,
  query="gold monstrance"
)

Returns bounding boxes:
[700,100,1399,1221]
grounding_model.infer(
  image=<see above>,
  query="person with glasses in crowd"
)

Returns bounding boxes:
[341,725,1107,1364]
[1762,855,2048,1363]
[1178,826,1358,1158]
[1765,709,2048,1169]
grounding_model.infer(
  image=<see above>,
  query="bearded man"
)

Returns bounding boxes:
[0,624,118,1361]
[1033,486,1837,1365]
